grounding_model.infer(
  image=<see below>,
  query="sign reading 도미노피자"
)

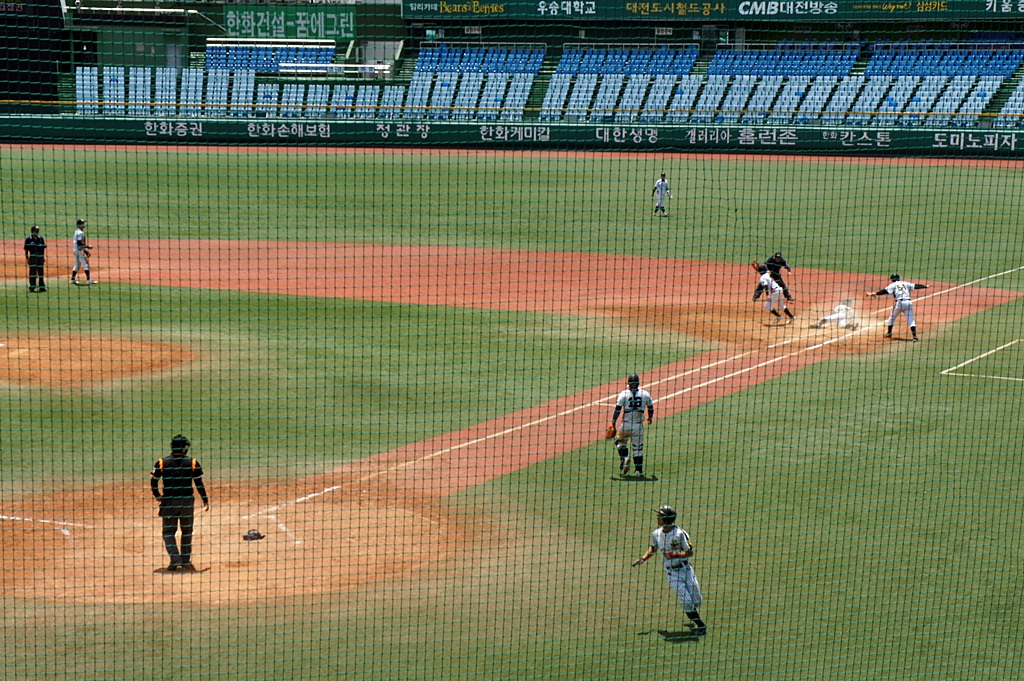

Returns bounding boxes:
[403,0,1024,21]
[225,4,356,40]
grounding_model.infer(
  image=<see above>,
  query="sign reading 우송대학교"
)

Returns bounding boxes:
[403,0,1024,21]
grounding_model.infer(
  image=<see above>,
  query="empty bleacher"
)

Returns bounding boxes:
[67,40,1024,127]
[206,40,336,74]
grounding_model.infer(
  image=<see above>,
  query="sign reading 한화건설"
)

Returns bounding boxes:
[225,5,356,40]
[403,0,1024,21]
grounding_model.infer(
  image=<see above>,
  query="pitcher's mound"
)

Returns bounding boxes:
[0,336,194,387]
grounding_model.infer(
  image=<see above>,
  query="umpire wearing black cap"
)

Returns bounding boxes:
[24,225,47,292]
[150,434,210,571]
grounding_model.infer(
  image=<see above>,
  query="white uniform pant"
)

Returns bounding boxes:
[764,289,786,313]
[665,563,702,612]
[886,300,916,328]
[73,250,89,271]
[615,422,645,453]
[823,311,855,328]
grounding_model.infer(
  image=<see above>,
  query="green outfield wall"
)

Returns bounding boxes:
[1,115,1021,156]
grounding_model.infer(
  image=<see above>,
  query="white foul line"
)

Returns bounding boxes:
[940,339,1022,381]
[0,514,89,528]
[245,264,1022,519]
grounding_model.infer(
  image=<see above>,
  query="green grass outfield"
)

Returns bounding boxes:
[1,146,1024,680]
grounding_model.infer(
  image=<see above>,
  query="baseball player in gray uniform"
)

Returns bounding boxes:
[867,273,929,342]
[651,173,670,217]
[70,218,97,285]
[610,373,654,477]
[757,265,795,325]
[632,505,707,636]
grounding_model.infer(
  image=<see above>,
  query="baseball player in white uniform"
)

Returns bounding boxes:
[757,265,794,325]
[70,218,96,285]
[632,505,706,636]
[651,173,670,217]
[610,373,654,477]
[867,273,929,342]
[810,298,858,329]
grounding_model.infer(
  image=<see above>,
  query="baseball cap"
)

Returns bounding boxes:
[76,219,86,227]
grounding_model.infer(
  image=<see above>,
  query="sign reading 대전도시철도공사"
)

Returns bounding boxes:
[403,0,1024,21]
[225,5,356,40]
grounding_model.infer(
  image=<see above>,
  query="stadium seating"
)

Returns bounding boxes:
[330,84,356,119]
[354,85,380,119]
[995,79,1024,127]
[180,69,204,117]
[255,83,280,118]
[128,67,151,116]
[206,44,335,74]
[101,66,124,116]
[379,85,406,120]
[230,70,255,118]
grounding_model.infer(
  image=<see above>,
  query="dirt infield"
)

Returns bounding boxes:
[1,237,1019,603]
[0,335,194,388]
[0,482,465,604]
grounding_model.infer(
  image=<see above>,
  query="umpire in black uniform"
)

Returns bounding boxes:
[150,434,210,571]
[753,251,795,301]
[24,225,47,292]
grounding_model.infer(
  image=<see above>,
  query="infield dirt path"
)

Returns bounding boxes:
[16,238,1017,497]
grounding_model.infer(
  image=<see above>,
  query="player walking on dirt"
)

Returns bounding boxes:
[151,434,210,571]
[632,505,707,636]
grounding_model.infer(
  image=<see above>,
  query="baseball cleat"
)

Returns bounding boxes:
[166,562,182,571]
[884,333,892,339]
[86,279,97,285]
[695,626,707,636]
[912,337,920,342]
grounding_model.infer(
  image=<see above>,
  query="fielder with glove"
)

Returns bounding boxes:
[609,373,654,477]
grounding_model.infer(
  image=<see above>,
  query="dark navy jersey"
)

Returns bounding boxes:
[24,234,46,259]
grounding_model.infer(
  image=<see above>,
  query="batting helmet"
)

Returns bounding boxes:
[170,434,191,454]
[628,373,640,389]
[890,273,901,281]
[655,505,677,524]
[758,265,768,274]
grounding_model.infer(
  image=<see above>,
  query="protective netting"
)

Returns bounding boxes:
[2,4,1024,680]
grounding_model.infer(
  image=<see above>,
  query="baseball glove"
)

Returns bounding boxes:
[604,423,617,440]
[751,260,761,271]
[242,529,266,541]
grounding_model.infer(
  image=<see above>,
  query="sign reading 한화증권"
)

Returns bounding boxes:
[225,4,356,40]
[403,0,1024,21]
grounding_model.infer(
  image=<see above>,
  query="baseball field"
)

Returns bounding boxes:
[1,144,1023,680]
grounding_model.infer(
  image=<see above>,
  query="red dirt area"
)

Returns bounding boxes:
[1,481,465,605]
[0,336,194,388]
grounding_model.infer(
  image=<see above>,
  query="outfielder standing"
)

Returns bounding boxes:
[610,373,654,477]
[70,218,96,285]
[24,225,47,293]
[756,265,795,325]
[150,434,210,571]
[867,273,929,342]
[632,505,707,636]
[651,173,670,217]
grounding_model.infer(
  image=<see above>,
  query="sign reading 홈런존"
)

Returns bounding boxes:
[225,4,356,40]
[403,0,1024,21]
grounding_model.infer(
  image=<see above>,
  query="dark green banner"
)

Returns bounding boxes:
[2,116,1022,157]
[224,4,356,40]
[403,0,1022,22]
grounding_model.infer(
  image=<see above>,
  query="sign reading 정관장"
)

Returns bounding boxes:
[403,0,1024,21]
[225,4,356,40]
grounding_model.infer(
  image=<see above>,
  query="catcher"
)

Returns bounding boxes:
[70,218,97,285]
[607,373,654,477]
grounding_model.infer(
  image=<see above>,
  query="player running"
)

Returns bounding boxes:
[757,265,795,325]
[632,505,707,637]
[867,273,929,342]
